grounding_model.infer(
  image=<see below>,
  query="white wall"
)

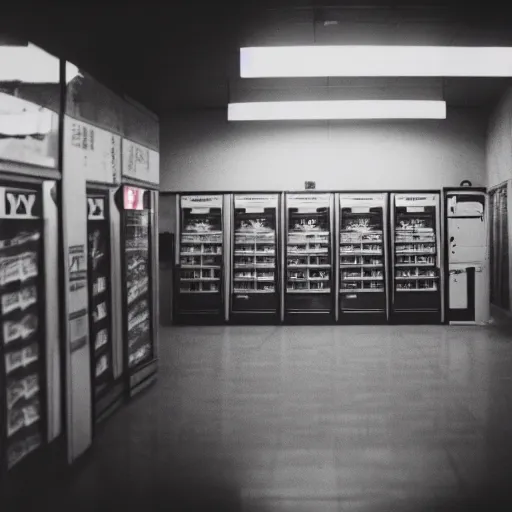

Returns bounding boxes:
[487,88,512,188]
[160,107,486,192]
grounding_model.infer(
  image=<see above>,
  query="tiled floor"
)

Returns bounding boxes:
[29,326,512,510]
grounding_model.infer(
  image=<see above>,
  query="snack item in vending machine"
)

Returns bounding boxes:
[95,328,109,350]
[95,355,108,377]
[20,314,38,339]
[22,343,39,366]
[1,290,21,315]
[7,440,26,469]
[23,374,39,399]
[7,407,25,437]
[93,276,107,296]
[3,319,22,344]
[5,348,24,374]
[20,252,38,281]
[0,231,40,252]
[93,302,108,323]
[23,399,40,426]
[7,379,26,409]
[0,254,22,286]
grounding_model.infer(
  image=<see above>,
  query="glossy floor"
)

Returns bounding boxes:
[36,326,512,510]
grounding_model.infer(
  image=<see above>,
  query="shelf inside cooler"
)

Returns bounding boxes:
[396,288,438,292]
[234,251,275,256]
[287,288,331,294]
[340,288,384,293]
[180,252,222,256]
[395,276,438,280]
[181,265,221,269]
[183,230,223,235]
[181,278,220,281]
[288,264,331,268]
[340,240,382,244]
[180,290,219,294]
[342,277,384,281]
[395,263,435,267]
[340,251,382,256]
[395,251,436,255]
[340,264,383,268]
[233,289,274,294]
[234,264,275,269]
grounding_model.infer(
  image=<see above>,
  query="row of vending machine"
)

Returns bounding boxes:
[174,191,487,325]
[0,176,158,482]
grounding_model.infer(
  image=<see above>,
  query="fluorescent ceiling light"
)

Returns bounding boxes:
[228,100,446,121]
[0,43,60,83]
[240,46,512,78]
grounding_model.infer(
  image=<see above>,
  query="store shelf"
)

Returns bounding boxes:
[340,288,384,293]
[288,264,331,269]
[340,264,383,268]
[180,290,219,294]
[396,288,438,292]
[181,278,220,282]
[395,276,438,280]
[234,289,274,294]
[181,264,221,269]
[287,288,331,294]
[342,277,384,281]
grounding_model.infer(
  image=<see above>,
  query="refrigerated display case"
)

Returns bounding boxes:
[231,194,279,324]
[285,193,334,323]
[338,194,388,324]
[391,193,442,324]
[0,183,46,475]
[176,195,224,323]
[86,190,116,425]
[122,186,156,394]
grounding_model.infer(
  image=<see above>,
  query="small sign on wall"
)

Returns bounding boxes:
[305,181,316,190]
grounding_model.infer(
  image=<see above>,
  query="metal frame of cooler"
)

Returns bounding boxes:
[336,192,389,325]
[283,192,335,324]
[389,191,444,325]
[120,185,158,399]
[230,192,281,325]
[174,193,226,325]
[0,174,62,494]
[86,185,124,431]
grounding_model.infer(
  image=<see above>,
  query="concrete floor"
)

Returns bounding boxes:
[28,325,512,511]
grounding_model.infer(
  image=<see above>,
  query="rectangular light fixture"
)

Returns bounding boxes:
[228,100,446,121]
[240,46,512,78]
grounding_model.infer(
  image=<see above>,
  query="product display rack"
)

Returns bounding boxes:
[124,205,153,370]
[177,195,224,323]
[231,196,280,324]
[285,194,334,323]
[86,191,114,425]
[0,185,46,477]
[391,193,442,324]
[337,195,388,324]
[180,232,222,293]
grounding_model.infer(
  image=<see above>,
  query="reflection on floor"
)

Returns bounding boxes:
[24,326,512,511]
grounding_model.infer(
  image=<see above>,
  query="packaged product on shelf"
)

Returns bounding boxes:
[95,355,108,377]
[23,374,39,399]
[2,290,21,315]
[93,276,107,296]
[7,379,26,409]
[22,343,39,366]
[23,399,40,426]
[0,254,22,286]
[20,252,38,281]
[94,328,109,351]
[0,231,40,252]
[7,407,25,437]
[5,348,24,374]
[93,302,108,323]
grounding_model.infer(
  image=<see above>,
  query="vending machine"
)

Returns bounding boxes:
[284,193,334,324]
[231,194,280,324]
[0,179,60,480]
[121,185,158,396]
[176,195,224,324]
[86,189,124,426]
[390,193,443,324]
[338,193,389,324]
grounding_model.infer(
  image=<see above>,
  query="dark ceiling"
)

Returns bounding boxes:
[4,2,512,115]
